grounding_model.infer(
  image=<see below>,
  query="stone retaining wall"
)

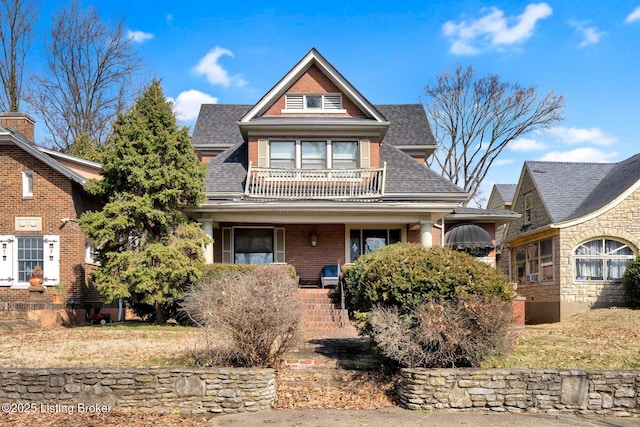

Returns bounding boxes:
[0,367,275,416]
[398,368,639,417]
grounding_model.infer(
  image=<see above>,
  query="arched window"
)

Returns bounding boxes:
[574,238,634,282]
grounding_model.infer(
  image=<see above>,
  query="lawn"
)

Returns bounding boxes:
[485,308,640,370]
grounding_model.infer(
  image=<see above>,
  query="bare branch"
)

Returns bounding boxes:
[0,0,40,112]
[26,1,143,150]
[425,65,564,205]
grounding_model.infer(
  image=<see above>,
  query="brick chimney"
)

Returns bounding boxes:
[0,112,35,142]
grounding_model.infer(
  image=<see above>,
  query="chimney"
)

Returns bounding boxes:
[0,112,35,142]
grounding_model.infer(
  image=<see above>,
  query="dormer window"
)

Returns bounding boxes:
[283,94,344,112]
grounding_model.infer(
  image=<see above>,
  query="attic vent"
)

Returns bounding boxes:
[323,94,342,110]
[285,95,304,110]
[283,94,344,112]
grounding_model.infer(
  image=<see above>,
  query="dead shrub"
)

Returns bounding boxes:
[181,264,303,368]
[370,296,513,368]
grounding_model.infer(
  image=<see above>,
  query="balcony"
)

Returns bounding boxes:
[244,162,386,200]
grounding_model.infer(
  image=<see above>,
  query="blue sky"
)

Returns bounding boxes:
[30,1,640,201]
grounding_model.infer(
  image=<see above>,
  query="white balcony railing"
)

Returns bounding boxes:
[244,162,386,200]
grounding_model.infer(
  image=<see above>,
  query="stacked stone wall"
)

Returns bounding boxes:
[0,367,275,416]
[398,368,639,417]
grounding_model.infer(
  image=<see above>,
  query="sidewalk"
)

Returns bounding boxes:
[211,408,639,426]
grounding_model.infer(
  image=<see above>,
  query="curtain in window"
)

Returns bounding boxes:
[270,141,295,168]
[18,237,43,282]
[234,229,274,265]
[574,239,634,281]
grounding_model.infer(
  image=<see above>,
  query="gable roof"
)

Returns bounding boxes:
[240,48,387,124]
[0,125,95,186]
[493,184,517,205]
[522,157,640,223]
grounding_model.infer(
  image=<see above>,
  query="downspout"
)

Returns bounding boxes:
[433,217,445,247]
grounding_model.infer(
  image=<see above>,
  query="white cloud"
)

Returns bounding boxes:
[127,30,154,44]
[494,158,515,166]
[546,126,616,146]
[169,90,218,121]
[570,21,605,47]
[443,3,552,55]
[509,137,548,151]
[192,46,248,88]
[625,7,640,23]
[538,147,617,162]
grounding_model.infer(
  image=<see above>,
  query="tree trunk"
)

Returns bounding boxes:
[155,302,165,325]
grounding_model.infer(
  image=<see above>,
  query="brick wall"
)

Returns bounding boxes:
[0,367,275,416]
[0,146,95,305]
[263,64,365,118]
[398,368,639,417]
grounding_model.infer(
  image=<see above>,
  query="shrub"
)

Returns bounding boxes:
[181,264,303,368]
[622,255,640,307]
[344,243,512,314]
[370,296,513,368]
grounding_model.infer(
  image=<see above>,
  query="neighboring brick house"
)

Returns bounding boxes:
[0,113,100,310]
[502,155,640,323]
[187,48,516,283]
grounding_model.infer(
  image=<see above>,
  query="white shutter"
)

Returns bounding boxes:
[42,235,60,285]
[222,227,232,263]
[359,139,370,168]
[274,228,285,263]
[285,94,304,110]
[257,139,268,167]
[323,94,342,110]
[0,235,15,286]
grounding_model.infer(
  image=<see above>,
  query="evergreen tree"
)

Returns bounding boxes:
[79,78,209,323]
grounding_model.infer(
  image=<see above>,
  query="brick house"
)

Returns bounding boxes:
[187,48,514,283]
[0,113,100,314]
[500,156,640,323]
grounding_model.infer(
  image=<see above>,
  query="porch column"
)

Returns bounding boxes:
[419,220,435,248]
[200,218,214,264]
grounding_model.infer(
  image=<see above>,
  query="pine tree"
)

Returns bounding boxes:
[79,78,209,323]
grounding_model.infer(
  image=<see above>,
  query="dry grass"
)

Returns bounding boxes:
[484,308,640,370]
[1,308,639,425]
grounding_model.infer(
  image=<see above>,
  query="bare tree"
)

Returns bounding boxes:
[424,65,565,206]
[0,0,40,112]
[27,1,142,151]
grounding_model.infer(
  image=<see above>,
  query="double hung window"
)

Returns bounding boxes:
[269,140,358,169]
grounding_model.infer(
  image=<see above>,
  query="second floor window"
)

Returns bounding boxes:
[523,192,532,224]
[22,170,33,198]
[269,140,358,169]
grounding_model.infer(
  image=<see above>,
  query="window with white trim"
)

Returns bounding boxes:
[574,238,634,282]
[22,170,33,197]
[284,93,343,112]
[0,234,60,287]
[268,140,358,169]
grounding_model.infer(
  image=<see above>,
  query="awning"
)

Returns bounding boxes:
[444,224,494,250]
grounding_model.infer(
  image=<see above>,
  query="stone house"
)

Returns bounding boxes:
[501,155,640,323]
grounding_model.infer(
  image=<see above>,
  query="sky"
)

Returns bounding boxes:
[27,1,640,204]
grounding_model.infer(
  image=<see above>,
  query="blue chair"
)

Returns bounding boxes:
[321,264,339,288]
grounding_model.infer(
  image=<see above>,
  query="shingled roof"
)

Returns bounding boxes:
[494,184,517,205]
[523,156,640,223]
[381,143,462,195]
[191,103,433,150]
